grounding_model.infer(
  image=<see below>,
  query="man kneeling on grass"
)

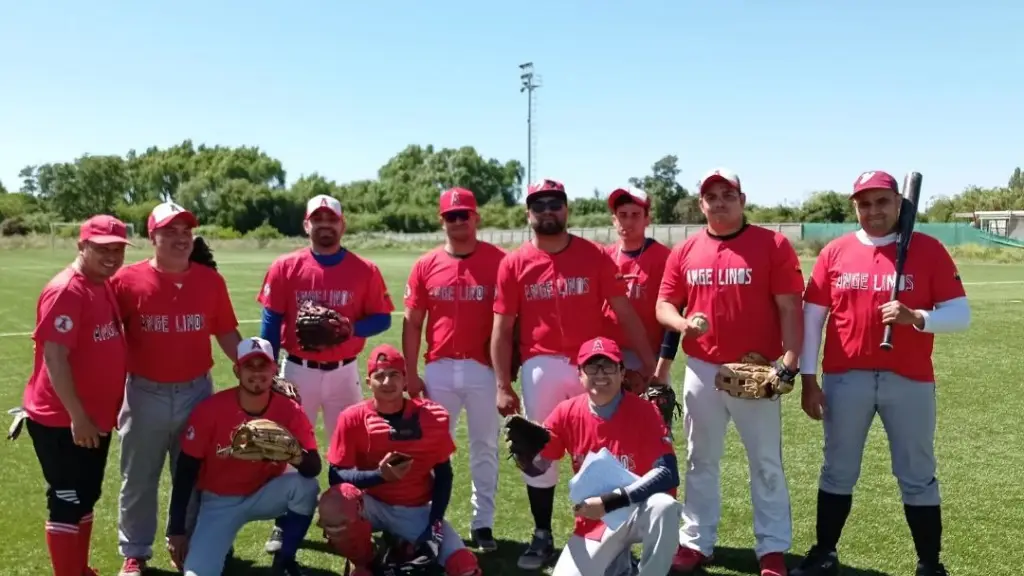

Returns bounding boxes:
[166,337,321,576]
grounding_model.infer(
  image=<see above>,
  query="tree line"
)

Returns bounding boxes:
[1,140,1021,237]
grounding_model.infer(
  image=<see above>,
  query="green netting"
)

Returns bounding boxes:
[800,223,1003,246]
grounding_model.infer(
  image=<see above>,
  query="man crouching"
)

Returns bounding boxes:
[166,337,321,576]
[318,344,481,576]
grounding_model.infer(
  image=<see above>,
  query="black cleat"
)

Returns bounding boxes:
[790,545,840,576]
[472,527,498,552]
[916,562,948,576]
[516,529,555,570]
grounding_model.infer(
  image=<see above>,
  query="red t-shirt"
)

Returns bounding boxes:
[601,240,672,353]
[493,237,624,363]
[328,399,455,507]
[179,389,317,497]
[658,226,805,364]
[112,261,238,383]
[404,243,507,367]
[23,267,127,432]
[541,393,675,539]
[257,249,396,362]
[803,232,966,382]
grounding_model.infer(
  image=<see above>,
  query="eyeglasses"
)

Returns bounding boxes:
[443,210,471,222]
[529,198,565,213]
[582,361,619,376]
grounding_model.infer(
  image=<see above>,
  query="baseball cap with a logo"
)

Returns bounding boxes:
[306,195,343,219]
[440,187,478,214]
[148,201,198,235]
[577,337,623,365]
[699,168,742,195]
[607,187,650,211]
[367,344,406,375]
[79,215,133,245]
[851,170,899,197]
[236,337,276,366]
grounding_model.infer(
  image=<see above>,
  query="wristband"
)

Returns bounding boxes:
[599,488,630,512]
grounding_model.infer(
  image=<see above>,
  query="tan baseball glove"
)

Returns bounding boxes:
[216,418,303,463]
[715,353,797,400]
[271,376,301,403]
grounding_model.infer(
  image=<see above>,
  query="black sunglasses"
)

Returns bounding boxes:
[528,198,565,213]
[443,210,471,222]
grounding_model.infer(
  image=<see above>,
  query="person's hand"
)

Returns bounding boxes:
[679,315,708,339]
[379,452,414,482]
[801,375,825,421]
[166,534,189,571]
[879,300,923,327]
[407,373,426,399]
[573,496,606,521]
[496,385,521,417]
[70,415,105,449]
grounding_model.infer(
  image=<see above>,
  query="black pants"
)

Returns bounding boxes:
[27,419,111,525]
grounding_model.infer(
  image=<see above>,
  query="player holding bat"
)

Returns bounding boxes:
[793,171,971,576]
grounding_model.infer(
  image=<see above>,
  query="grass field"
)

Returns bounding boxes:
[1,246,1021,576]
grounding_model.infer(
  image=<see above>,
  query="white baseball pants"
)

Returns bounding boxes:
[519,355,584,488]
[423,358,500,530]
[679,357,792,558]
[282,358,362,441]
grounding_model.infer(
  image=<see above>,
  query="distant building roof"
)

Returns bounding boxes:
[952,210,1024,219]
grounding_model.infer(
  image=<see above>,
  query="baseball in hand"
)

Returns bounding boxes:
[689,313,709,335]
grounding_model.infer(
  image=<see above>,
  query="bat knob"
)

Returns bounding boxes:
[879,342,893,351]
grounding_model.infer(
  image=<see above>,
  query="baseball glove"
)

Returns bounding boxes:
[503,414,550,477]
[215,418,302,463]
[715,353,797,400]
[295,300,352,351]
[271,375,301,403]
[642,382,682,430]
[623,370,648,394]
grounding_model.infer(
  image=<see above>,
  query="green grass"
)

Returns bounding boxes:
[0,247,1021,576]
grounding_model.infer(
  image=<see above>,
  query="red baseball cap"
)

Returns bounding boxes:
[236,337,277,366]
[607,187,650,211]
[698,168,742,195]
[306,194,343,219]
[79,215,133,245]
[440,188,478,214]
[148,201,198,235]
[526,178,567,201]
[851,171,899,197]
[577,337,623,365]
[368,344,405,375]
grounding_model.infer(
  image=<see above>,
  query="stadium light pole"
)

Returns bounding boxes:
[519,62,541,191]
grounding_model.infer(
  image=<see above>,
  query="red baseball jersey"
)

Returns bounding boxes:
[804,232,965,382]
[112,261,238,383]
[23,267,127,432]
[493,237,624,363]
[541,393,675,539]
[658,226,805,364]
[601,240,672,353]
[257,249,395,362]
[328,399,455,507]
[404,243,507,367]
[179,389,317,497]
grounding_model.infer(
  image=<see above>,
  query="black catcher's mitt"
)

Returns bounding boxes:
[295,300,352,351]
[642,382,682,431]
[189,235,218,270]
[503,414,550,477]
[510,319,523,383]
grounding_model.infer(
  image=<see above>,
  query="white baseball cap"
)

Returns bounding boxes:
[698,168,742,195]
[306,194,343,219]
[236,337,276,365]
[148,201,198,234]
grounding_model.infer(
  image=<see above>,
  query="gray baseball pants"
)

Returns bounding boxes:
[820,370,940,506]
[117,373,213,559]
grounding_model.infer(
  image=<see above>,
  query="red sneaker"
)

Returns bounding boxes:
[760,552,788,576]
[672,546,711,572]
[119,557,146,576]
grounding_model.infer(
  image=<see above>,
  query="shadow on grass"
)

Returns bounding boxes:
[703,546,893,576]
[223,557,339,576]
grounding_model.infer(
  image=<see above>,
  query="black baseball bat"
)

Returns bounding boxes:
[880,171,923,350]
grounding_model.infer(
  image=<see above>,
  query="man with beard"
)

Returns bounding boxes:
[19,215,132,576]
[491,179,656,570]
[166,337,321,576]
[258,194,395,552]
[111,202,242,576]
[790,171,969,576]
[656,168,804,576]
[601,187,679,390]
[402,187,506,551]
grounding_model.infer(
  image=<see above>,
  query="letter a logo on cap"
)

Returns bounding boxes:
[858,171,876,185]
[251,340,261,351]
[451,191,461,205]
[320,198,329,208]
[593,339,604,352]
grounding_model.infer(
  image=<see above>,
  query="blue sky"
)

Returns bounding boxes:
[1,1,1020,208]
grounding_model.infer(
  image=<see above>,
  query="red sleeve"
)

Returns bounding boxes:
[211,272,239,335]
[539,402,569,460]
[597,249,625,301]
[803,246,833,307]
[657,245,687,307]
[327,408,363,467]
[180,402,214,459]
[770,235,805,295]
[426,405,457,464]
[926,237,967,303]
[403,258,427,311]
[34,280,85,350]
[363,264,396,316]
[109,271,134,319]
[257,259,288,313]
[639,400,674,458]
[493,256,519,316]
